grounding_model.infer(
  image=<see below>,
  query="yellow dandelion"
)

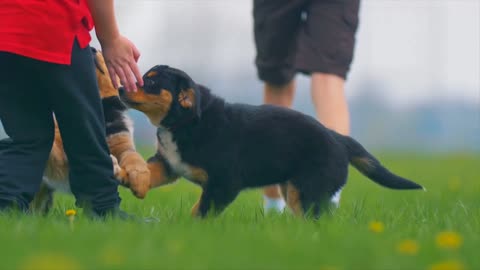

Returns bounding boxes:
[396,239,419,255]
[436,231,463,250]
[65,209,76,231]
[65,209,77,216]
[369,221,385,233]
[19,252,82,270]
[429,260,465,270]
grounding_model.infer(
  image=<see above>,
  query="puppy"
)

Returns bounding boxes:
[119,65,423,218]
[30,48,150,214]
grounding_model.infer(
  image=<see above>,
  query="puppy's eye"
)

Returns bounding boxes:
[145,79,155,87]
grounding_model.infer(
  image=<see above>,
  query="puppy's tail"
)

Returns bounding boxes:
[333,132,424,190]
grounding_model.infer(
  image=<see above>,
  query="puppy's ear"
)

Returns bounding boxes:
[178,89,194,109]
[168,67,202,118]
[178,86,202,118]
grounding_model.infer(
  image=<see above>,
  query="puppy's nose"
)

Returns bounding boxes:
[118,86,125,95]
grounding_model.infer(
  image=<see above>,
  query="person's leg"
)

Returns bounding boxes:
[263,75,350,208]
[311,73,350,205]
[0,52,55,211]
[296,0,360,206]
[40,40,122,215]
[311,74,350,135]
[264,80,296,108]
[262,81,295,212]
[253,0,306,212]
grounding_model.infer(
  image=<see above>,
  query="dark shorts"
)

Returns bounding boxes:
[253,0,360,86]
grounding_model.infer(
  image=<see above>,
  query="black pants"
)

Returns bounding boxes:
[0,40,120,212]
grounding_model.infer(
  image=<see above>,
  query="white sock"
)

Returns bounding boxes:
[263,195,286,213]
[263,188,343,213]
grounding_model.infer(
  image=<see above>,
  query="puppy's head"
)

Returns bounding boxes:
[119,65,201,127]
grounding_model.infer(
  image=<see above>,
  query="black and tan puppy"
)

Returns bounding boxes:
[119,65,423,218]
[30,48,150,213]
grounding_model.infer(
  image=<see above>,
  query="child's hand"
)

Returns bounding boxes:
[100,36,143,92]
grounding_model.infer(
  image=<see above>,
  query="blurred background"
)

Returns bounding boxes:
[1,0,478,153]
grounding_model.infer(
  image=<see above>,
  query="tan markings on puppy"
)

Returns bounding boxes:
[93,51,119,98]
[106,132,150,198]
[148,159,177,188]
[279,183,288,201]
[286,182,303,216]
[191,199,200,217]
[178,88,195,109]
[122,89,173,126]
[107,132,136,158]
[187,166,208,184]
[44,120,70,192]
[351,156,375,172]
[146,71,158,78]
[119,151,150,199]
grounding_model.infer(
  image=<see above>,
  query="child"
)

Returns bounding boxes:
[0,0,143,219]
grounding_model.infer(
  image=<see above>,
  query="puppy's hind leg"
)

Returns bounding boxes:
[194,186,240,218]
[300,190,331,219]
[284,182,304,217]
[279,183,288,202]
[293,172,345,219]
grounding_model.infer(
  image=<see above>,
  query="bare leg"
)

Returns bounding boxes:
[262,80,295,212]
[263,80,296,108]
[310,73,350,135]
[310,73,350,206]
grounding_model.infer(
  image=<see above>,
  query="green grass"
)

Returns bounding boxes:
[1,153,478,270]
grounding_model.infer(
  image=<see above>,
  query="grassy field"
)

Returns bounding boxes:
[0,152,478,270]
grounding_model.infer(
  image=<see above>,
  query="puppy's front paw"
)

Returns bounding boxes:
[125,165,150,199]
[120,152,151,199]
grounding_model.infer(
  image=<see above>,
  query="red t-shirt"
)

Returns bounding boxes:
[0,0,94,65]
